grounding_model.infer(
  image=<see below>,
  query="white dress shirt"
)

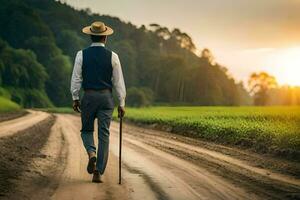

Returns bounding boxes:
[70,42,126,107]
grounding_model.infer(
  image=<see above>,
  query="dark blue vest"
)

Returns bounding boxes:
[82,46,113,90]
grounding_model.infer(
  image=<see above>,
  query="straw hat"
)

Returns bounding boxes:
[82,21,114,36]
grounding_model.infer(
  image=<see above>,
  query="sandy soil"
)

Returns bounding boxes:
[0,115,55,199]
[115,123,300,200]
[0,110,50,138]
[0,113,299,200]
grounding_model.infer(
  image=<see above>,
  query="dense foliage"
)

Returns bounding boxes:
[0,0,250,107]
[0,40,52,107]
[119,106,300,158]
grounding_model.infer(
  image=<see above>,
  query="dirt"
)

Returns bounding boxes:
[0,110,50,138]
[0,112,299,200]
[0,115,55,198]
[0,110,28,123]
[130,120,300,161]
[116,122,300,199]
[50,115,131,200]
[124,121,300,177]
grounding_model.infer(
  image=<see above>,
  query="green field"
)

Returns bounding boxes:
[120,106,300,157]
[0,97,21,113]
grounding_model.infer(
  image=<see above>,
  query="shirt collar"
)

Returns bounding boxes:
[90,42,105,47]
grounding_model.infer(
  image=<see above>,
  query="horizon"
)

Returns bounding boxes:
[64,0,300,87]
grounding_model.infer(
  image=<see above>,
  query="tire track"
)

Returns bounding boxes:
[0,110,50,138]
[110,122,258,200]
[110,122,300,199]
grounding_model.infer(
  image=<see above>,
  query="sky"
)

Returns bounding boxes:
[64,0,300,86]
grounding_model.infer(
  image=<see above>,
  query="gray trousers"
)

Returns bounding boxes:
[80,90,114,175]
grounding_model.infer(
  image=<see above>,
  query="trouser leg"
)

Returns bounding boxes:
[81,131,96,153]
[80,94,97,154]
[96,108,114,174]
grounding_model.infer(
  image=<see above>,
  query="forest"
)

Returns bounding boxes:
[0,0,298,107]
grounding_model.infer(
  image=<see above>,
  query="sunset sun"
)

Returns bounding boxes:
[269,47,300,86]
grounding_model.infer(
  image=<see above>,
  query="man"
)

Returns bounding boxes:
[70,21,126,183]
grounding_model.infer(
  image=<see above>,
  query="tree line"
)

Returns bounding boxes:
[1,0,251,107]
[248,72,300,106]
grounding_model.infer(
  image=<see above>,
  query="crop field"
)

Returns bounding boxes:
[120,106,300,156]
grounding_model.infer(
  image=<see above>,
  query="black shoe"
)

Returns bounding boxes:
[87,156,96,174]
[92,170,102,183]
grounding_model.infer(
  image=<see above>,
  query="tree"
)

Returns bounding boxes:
[24,36,72,106]
[111,40,137,87]
[126,87,154,107]
[0,40,47,90]
[45,55,71,106]
[248,72,278,105]
[171,29,196,53]
[0,0,249,107]
[201,48,214,64]
[56,30,86,57]
[0,39,51,107]
[0,1,52,48]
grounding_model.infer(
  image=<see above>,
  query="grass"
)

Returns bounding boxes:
[0,97,21,113]
[120,106,300,157]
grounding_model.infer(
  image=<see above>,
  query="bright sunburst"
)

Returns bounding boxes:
[268,47,300,86]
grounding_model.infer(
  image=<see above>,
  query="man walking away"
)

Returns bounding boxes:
[70,21,126,183]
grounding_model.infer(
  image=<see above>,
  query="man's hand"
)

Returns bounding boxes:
[118,106,125,118]
[73,100,81,113]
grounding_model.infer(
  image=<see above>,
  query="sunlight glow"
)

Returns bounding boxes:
[267,47,300,86]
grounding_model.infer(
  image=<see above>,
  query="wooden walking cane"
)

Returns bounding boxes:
[118,115,123,184]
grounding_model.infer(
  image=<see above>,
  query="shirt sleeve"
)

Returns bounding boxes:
[70,51,83,100]
[111,51,126,107]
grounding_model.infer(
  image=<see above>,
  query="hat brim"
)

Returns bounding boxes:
[82,25,114,36]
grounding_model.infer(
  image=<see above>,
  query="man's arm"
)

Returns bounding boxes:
[70,51,83,112]
[111,52,126,117]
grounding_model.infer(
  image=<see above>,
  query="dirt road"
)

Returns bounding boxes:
[0,110,49,137]
[1,113,299,200]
